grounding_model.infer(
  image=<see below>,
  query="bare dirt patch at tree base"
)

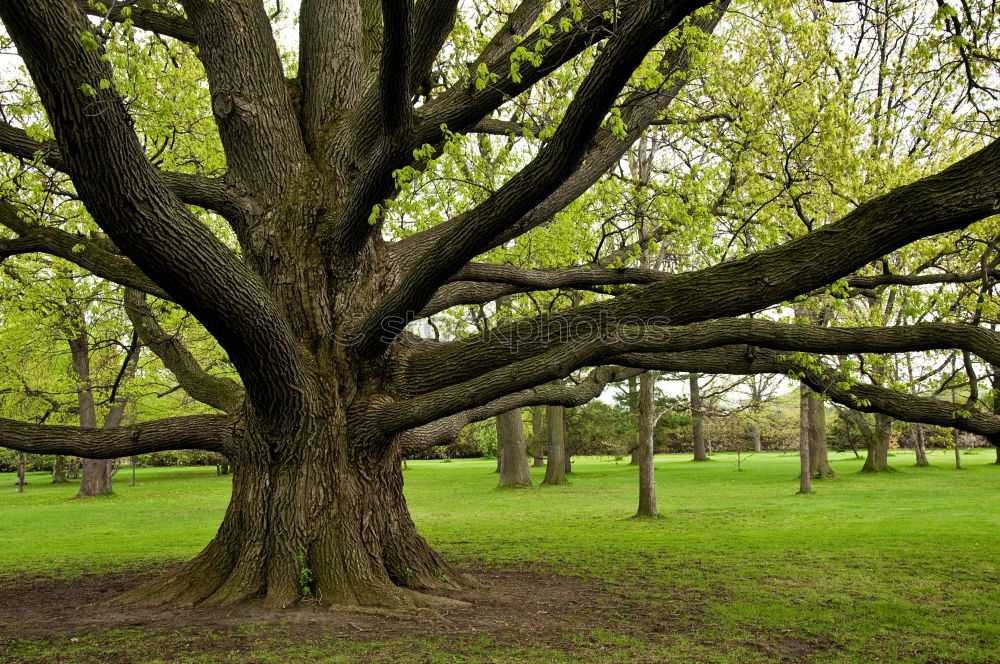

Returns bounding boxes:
[0,566,835,663]
[0,566,604,636]
[0,566,716,659]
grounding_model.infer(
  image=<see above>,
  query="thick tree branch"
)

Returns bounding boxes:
[398,365,639,453]
[1,0,317,428]
[381,316,1000,433]
[0,201,172,299]
[612,346,1000,441]
[0,413,235,458]
[380,0,414,130]
[124,289,244,413]
[403,137,1000,392]
[298,0,364,152]
[78,0,197,43]
[178,0,306,194]
[393,1,729,266]
[408,0,458,98]
[357,0,711,356]
[0,120,238,215]
[333,0,697,262]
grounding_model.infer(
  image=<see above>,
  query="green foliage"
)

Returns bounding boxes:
[297,551,313,598]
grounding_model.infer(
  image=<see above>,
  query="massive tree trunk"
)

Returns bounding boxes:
[496,409,531,488]
[636,371,657,517]
[798,383,812,494]
[807,388,836,479]
[861,413,893,472]
[118,411,469,609]
[542,405,567,486]
[690,373,707,461]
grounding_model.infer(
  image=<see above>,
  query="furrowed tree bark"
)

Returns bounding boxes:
[542,405,567,486]
[496,409,531,488]
[691,374,707,461]
[636,371,657,517]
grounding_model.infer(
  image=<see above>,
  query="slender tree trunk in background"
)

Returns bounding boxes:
[51,455,67,483]
[16,452,26,492]
[636,371,657,517]
[807,391,836,479]
[529,405,546,467]
[953,429,963,470]
[130,456,137,486]
[496,409,531,488]
[542,405,567,486]
[750,424,762,452]
[628,375,641,465]
[691,373,707,461]
[913,425,929,467]
[564,444,572,474]
[494,413,504,474]
[861,413,892,472]
[69,329,113,498]
[217,460,231,475]
[798,383,812,493]
[68,457,79,480]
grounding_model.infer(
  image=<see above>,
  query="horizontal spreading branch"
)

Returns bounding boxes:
[387,317,1000,433]
[403,137,1000,394]
[398,365,638,453]
[0,201,172,299]
[0,414,234,458]
[426,262,1000,315]
[0,120,236,216]
[611,346,1000,442]
[78,0,196,43]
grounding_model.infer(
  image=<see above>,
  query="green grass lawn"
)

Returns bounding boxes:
[2,450,999,663]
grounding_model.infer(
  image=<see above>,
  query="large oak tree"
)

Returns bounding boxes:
[1,0,999,610]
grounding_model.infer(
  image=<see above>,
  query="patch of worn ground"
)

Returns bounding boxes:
[0,565,738,663]
[0,566,838,663]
